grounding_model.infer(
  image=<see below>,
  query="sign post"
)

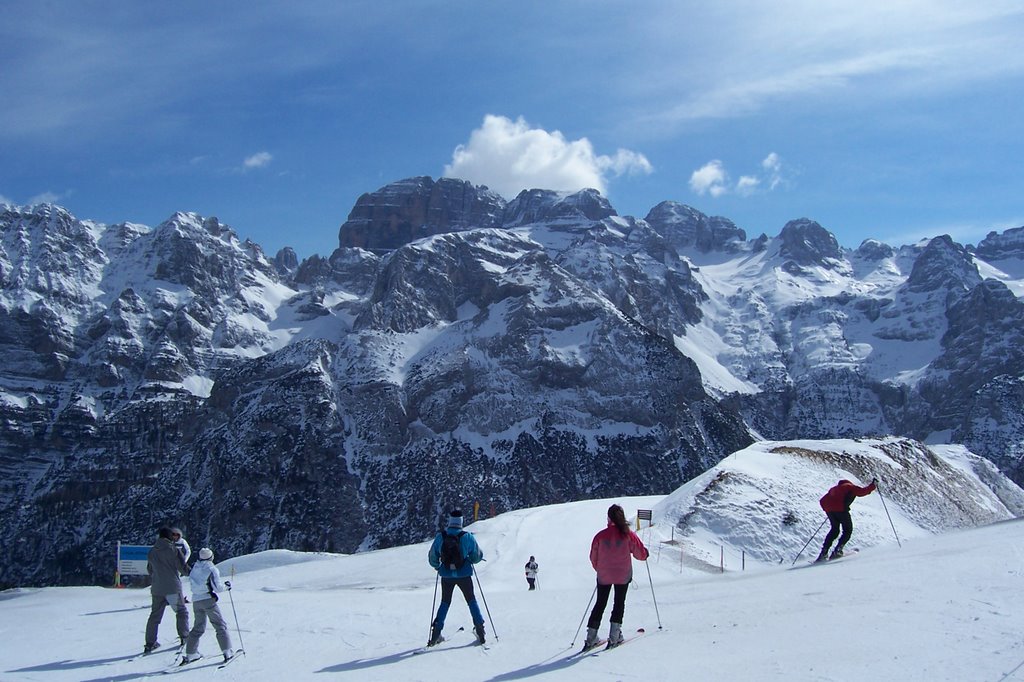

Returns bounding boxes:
[116,542,150,587]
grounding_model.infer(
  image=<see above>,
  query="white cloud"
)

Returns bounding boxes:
[762,152,783,190]
[633,3,1024,128]
[736,176,760,196]
[0,193,13,205]
[29,191,63,205]
[444,115,652,199]
[691,153,786,198]
[243,151,273,170]
[689,160,729,197]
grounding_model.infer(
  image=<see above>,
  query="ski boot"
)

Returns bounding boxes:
[427,621,443,647]
[607,622,624,649]
[582,627,600,651]
[473,622,486,645]
[179,653,202,667]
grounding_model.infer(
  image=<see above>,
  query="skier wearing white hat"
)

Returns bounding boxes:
[181,547,235,666]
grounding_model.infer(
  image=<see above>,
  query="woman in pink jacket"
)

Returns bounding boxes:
[584,504,649,649]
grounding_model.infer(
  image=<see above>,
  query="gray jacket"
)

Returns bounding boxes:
[148,537,187,595]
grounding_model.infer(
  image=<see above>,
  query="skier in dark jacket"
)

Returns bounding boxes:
[144,527,190,653]
[427,509,485,646]
[815,478,877,562]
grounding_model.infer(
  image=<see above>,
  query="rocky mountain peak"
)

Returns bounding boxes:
[0,203,105,303]
[973,226,1024,261]
[274,247,299,277]
[148,212,279,296]
[855,238,895,261]
[777,218,843,267]
[906,235,981,294]
[337,176,506,251]
[643,201,746,252]
[502,187,616,226]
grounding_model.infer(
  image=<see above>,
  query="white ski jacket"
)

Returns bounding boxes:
[189,559,226,602]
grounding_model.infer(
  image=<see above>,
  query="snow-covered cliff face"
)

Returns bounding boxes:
[1,176,1022,587]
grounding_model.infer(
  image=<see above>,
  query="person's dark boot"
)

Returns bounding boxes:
[814,547,829,563]
[427,621,443,647]
[474,622,486,645]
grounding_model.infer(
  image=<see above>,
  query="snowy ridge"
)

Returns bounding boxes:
[652,437,1024,570]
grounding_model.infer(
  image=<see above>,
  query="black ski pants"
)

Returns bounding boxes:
[588,582,628,629]
[821,510,853,554]
[440,576,476,605]
[435,576,484,627]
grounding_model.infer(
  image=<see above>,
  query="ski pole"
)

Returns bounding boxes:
[570,584,598,647]
[792,518,828,565]
[645,559,663,630]
[472,566,499,641]
[429,571,439,643]
[876,482,902,548]
[227,566,246,655]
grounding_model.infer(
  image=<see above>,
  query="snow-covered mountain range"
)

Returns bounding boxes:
[1,176,1022,587]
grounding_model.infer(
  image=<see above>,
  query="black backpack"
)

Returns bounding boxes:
[439,531,466,570]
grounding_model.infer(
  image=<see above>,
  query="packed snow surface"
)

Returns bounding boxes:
[2,492,1023,681]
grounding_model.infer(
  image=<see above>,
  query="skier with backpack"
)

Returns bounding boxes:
[427,509,486,646]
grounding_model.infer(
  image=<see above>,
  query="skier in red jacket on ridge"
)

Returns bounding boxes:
[815,478,877,562]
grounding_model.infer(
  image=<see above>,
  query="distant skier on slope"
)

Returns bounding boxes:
[180,548,235,667]
[143,527,190,654]
[584,504,649,650]
[815,478,877,562]
[524,556,539,590]
[427,509,486,646]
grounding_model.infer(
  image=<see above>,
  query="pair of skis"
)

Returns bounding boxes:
[795,547,860,569]
[416,626,491,654]
[158,650,244,674]
[574,627,646,658]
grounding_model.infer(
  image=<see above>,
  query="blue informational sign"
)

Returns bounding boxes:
[118,543,150,576]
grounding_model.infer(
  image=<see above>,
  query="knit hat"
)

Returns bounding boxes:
[198,547,214,561]
[448,509,464,529]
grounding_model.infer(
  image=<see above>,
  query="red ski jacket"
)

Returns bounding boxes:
[819,479,876,513]
[590,522,649,585]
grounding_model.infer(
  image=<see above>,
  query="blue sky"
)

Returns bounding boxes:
[2,1,1023,259]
